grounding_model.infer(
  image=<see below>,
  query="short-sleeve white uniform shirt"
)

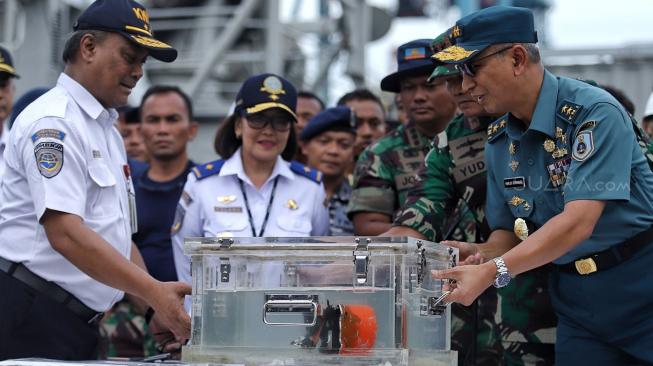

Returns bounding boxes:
[0,73,133,312]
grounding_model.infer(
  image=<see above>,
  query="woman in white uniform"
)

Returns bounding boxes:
[172,73,330,285]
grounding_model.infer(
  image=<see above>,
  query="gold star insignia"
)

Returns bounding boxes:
[451,25,462,38]
[509,160,519,172]
[499,120,507,128]
[206,163,214,170]
[543,139,556,153]
[509,142,516,155]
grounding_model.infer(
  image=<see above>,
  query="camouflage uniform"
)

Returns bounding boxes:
[348,121,433,219]
[394,114,557,366]
[328,179,354,235]
[98,300,157,358]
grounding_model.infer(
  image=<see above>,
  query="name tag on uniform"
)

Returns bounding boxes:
[504,176,526,189]
[395,173,420,190]
[214,206,243,213]
[453,156,486,183]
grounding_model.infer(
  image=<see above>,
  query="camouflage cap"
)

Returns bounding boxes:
[427,29,459,83]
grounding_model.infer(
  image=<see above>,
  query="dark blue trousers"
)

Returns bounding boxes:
[549,242,653,365]
[0,270,99,360]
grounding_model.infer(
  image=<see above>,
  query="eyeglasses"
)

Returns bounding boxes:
[245,114,293,132]
[457,46,513,77]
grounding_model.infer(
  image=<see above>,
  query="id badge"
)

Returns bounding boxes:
[123,164,138,234]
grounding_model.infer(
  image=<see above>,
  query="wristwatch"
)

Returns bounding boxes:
[492,257,512,288]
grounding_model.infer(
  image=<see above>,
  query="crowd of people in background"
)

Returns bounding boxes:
[2,1,653,365]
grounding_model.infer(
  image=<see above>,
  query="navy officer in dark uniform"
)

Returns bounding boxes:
[432,6,653,365]
[300,106,357,235]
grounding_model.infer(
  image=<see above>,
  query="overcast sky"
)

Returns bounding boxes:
[363,0,653,98]
[548,0,653,49]
[281,0,653,102]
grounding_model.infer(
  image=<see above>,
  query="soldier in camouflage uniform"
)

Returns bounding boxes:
[348,39,457,235]
[300,106,357,235]
[98,302,157,358]
[387,30,557,366]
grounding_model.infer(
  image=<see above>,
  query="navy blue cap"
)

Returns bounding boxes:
[74,0,177,62]
[300,106,356,141]
[433,6,537,64]
[0,46,19,78]
[235,73,298,120]
[122,106,140,124]
[9,87,49,129]
[380,39,437,93]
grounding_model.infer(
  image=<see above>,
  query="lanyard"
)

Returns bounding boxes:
[238,176,279,237]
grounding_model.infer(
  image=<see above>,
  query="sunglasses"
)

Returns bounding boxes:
[245,114,293,132]
[457,46,513,77]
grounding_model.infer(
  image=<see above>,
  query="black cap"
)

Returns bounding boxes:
[0,46,19,78]
[300,106,356,141]
[74,0,177,63]
[234,73,298,120]
[380,39,436,93]
[9,87,49,129]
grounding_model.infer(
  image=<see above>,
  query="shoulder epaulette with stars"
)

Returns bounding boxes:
[192,159,225,180]
[556,99,583,124]
[290,161,322,184]
[487,116,508,143]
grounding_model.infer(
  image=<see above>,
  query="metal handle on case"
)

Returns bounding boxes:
[263,299,318,326]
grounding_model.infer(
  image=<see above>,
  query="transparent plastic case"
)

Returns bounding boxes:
[182,236,458,366]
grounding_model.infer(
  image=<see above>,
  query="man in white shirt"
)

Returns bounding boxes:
[0,0,189,360]
[0,46,19,178]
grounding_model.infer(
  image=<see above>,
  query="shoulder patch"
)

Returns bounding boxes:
[290,161,322,184]
[557,100,583,124]
[487,118,507,143]
[576,120,597,134]
[192,159,225,180]
[572,131,594,161]
[35,141,64,178]
[31,129,66,143]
